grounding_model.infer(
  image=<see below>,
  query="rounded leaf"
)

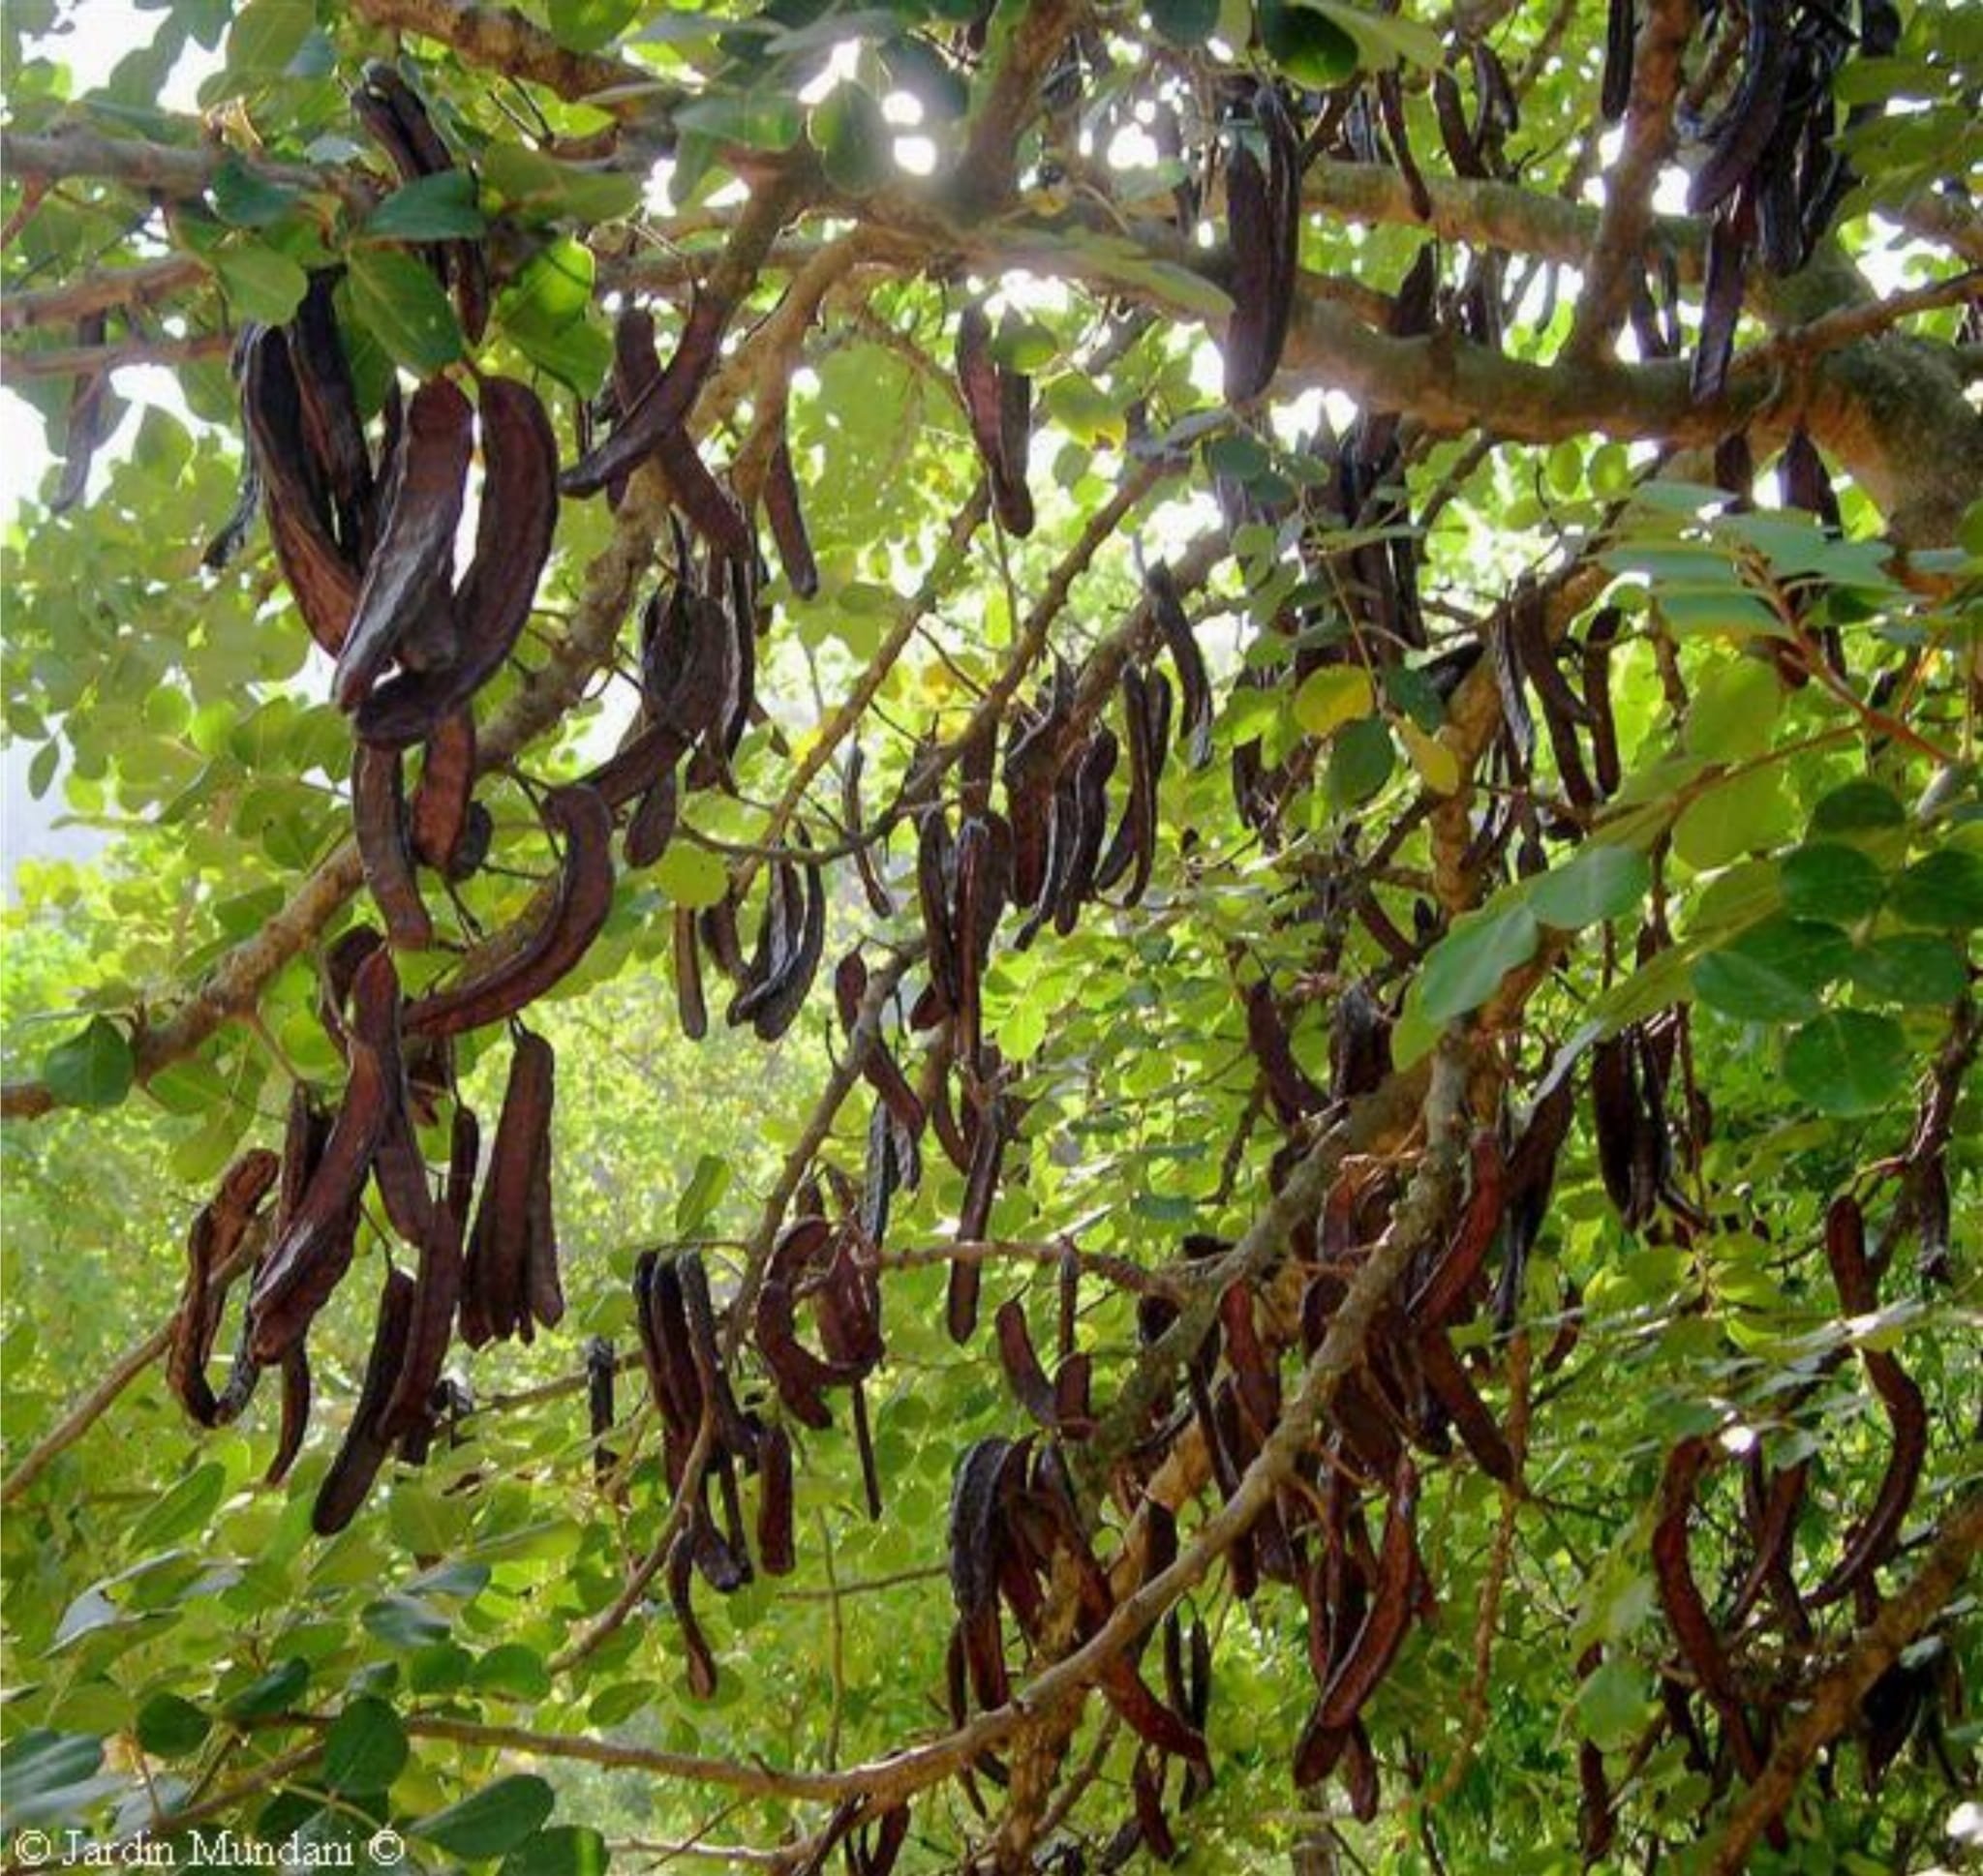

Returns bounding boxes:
[1783,1010,1909,1115]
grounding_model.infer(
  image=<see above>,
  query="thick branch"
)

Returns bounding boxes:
[1701,1483,1983,1872]
[1566,0,1697,361]
[349,0,657,110]
[0,256,208,333]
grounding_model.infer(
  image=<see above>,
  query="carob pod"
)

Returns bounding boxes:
[463,1030,556,1346]
[1413,1327,1515,1481]
[1314,1452,1419,1731]
[586,1336,619,1487]
[835,950,925,1136]
[239,325,360,653]
[1580,604,1625,798]
[1602,0,1636,124]
[1375,68,1432,221]
[405,785,615,1039]
[1095,665,1158,903]
[1148,562,1213,768]
[266,1346,313,1486]
[1689,0,1791,216]
[677,1252,758,1461]
[950,1089,1010,1342]
[1812,1195,1928,1606]
[948,1437,1020,1710]
[562,292,732,499]
[667,1527,721,1698]
[842,742,894,919]
[756,1421,796,1575]
[355,378,560,749]
[352,743,433,951]
[954,304,1034,537]
[312,1267,416,1534]
[674,904,708,1041]
[167,1150,283,1428]
[1244,978,1324,1126]
[1223,81,1299,403]
[1691,196,1754,405]
[250,953,403,1359]
[737,830,826,1043]
[1408,1130,1505,1327]
[409,710,475,874]
[1054,726,1118,935]
[762,435,819,599]
[332,375,474,710]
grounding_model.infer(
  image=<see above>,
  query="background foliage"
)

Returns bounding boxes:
[2,0,1981,1870]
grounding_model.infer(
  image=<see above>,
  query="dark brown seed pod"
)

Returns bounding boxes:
[405,786,615,1039]
[625,768,680,868]
[251,953,403,1359]
[464,1030,555,1347]
[239,326,360,653]
[1414,1328,1515,1481]
[333,375,475,711]
[563,292,732,499]
[995,1298,1061,1430]
[1316,1453,1419,1730]
[352,743,433,951]
[1376,69,1432,221]
[355,378,560,749]
[1244,979,1324,1126]
[841,742,895,919]
[266,1346,312,1486]
[1148,562,1213,768]
[1602,0,1635,123]
[286,272,374,553]
[674,904,708,1041]
[1689,0,1791,217]
[409,711,475,874]
[677,1253,758,1462]
[1409,1131,1506,1327]
[762,435,819,599]
[167,1151,283,1428]
[1691,197,1753,405]
[1223,83,1299,403]
[1434,67,1486,179]
[756,1421,796,1575]
[667,1528,720,1699]
[312,1267,415,1535]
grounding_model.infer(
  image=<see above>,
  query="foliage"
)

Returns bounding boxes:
[3,0,1982,1871]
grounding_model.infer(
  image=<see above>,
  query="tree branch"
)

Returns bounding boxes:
[1565,0,1698,361]
[1700,1483,1983,1872]
[348,0,659,111]
[0,256,209,333]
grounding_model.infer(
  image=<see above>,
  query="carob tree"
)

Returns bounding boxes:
[2,0,1980,1869]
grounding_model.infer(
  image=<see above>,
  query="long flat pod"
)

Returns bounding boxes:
[352,743,433,951]
[563,291,733,499]
[465,1030,555,1346]
[409,710,475,873]
[167,1151,282,1427]
[240,326,360,653]
[250,952,403,1358]
[762,435,818,598]
[312,1267,415,1534]
[333,375,474,710]
[286,271,375,553]
[406,786,615,1038]
[355,378,560,749]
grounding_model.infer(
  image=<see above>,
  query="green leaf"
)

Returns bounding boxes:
[1684,661,1781,762]
[1148,0,1218,44]
[547,0,639,52]
[496,239,611,397]
[1292,665,1373,738]
[0,1731,106,1830]
[223,1657,310,1721]
[1418,904,1541,1024]
[414,1775,557,1860]
[653,840,729,909]
[473,1645,553,1702]
[1528,846,1652,930]
[42,1015,136,1110]
[480,146,641,225]
[1783,1010,1910,1115]
[322,1696,409,1795]
[226,0,311,75]
[1889,848,1983,928]
[812,82,892,197]
[1780,842,1886,922]
[129,1461,229,1551]
[1810,779,1907,836]
[1575,1658,1656,1755]
[361,171,487,243]
[1672,769,1793,872]
[213,243,310,324]
[1257,0,1357,85]
[674,1152,733,1234]
[209,154,300,227]
[674,91,806,153]
[1694,919,1852,1021]
[363,1592,452,1650]
[345,247,464,377]
[1848,933,1968,1006]
[500,1828,609,1876]
[136,1694,211,1759]
[1327,715,1394,805]
[1307,0,1443,68]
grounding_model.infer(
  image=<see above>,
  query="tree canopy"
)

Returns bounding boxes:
[2,0,1981,1870]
